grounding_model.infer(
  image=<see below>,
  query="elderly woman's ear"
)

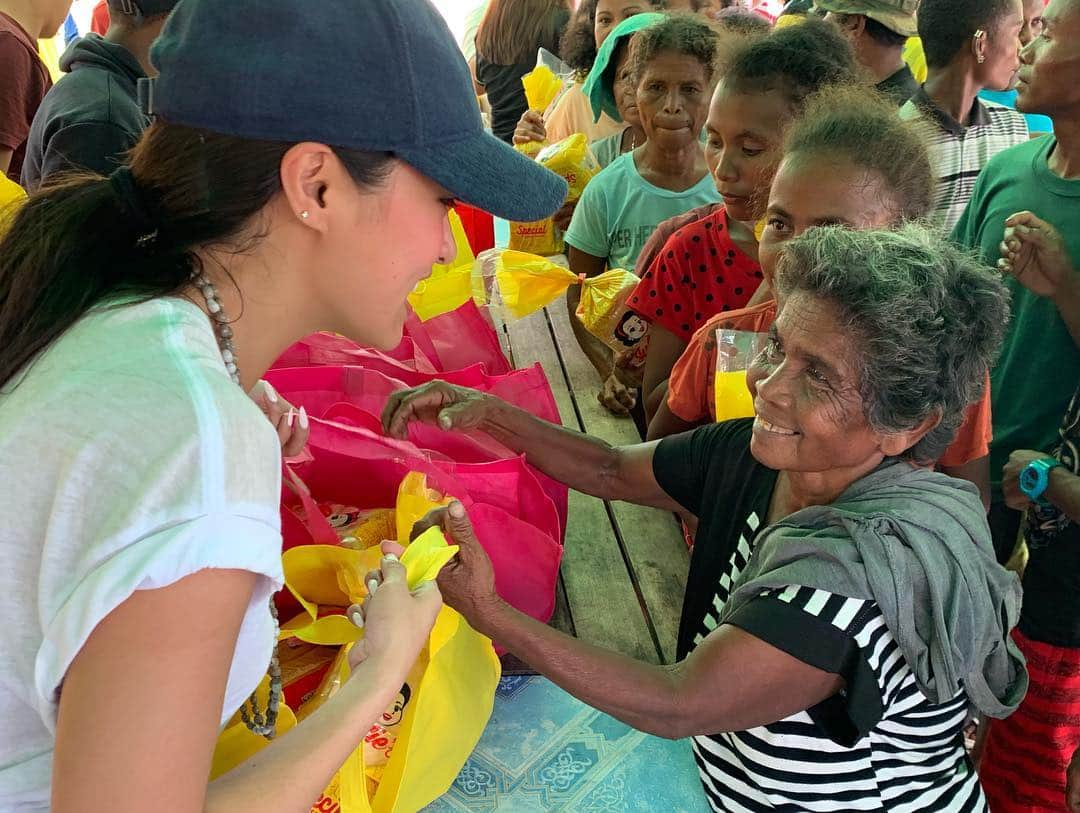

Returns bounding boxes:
[879,409,943,459]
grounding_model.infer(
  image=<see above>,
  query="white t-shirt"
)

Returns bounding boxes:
[0,297,284,810]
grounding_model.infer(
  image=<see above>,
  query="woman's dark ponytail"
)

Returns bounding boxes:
[0,121,394,391]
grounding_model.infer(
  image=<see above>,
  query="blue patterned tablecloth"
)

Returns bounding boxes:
[423,675,709,813]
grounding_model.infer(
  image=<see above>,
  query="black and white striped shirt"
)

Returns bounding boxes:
[900,88,1028,233]
[652,421,987,812]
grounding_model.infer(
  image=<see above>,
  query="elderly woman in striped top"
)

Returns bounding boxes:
[383,223,1026,812]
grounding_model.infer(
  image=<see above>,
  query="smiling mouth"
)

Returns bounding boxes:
[755,416,799,436]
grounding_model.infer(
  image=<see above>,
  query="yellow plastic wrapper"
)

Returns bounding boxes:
[279,473,456,647]
[491,250,649,362]
[213,471,497,813]
[514,65,563,159]
[508,134,600,256]
[408,209,481,321]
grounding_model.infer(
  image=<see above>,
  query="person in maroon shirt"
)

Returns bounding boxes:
[0,0,72,181]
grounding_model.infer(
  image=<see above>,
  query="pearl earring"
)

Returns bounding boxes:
[299,210,310,220]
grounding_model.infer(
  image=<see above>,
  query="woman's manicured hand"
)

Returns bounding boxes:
[348,542,442,673]
[249,379,309,457]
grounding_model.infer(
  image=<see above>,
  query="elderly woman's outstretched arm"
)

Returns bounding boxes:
[382,381,683,512]
[416,503,845,740]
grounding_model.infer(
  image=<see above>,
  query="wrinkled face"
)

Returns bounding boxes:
[611,44,642,126]
[746,291,889,473]
[1016,0,1080,117]
[1020,0,1047,45]
[635,51,712,151]
[595,0,650,47]
[317,161,455,350]
[975,0,1026,92]
[758,155,901,283]
[704,83,789,223]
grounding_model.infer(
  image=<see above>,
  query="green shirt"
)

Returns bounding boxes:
[952,135,1080,499]
[564,151,721,271]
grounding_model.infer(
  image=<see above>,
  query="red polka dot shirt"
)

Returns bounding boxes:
[626,207,763,343]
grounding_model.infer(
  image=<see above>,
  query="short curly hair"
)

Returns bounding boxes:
[631,13,723,84]
[773,223,1010,463]
[722,17,861,110]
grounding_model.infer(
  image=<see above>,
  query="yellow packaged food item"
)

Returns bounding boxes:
[514,65,564,159]
[490,250,649,363]
[508,134,599,256]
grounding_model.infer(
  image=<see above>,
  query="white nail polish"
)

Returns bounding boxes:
[299,405,309,430]
[264,381,278,403]
[383,552,399,562]
[287,407,295,428]
[367,578,379,595]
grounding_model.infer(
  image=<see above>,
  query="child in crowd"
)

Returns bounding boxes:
[650,84,994,506]
[626,19,859,419]
[562,13,722,414]
[475,0,571,143]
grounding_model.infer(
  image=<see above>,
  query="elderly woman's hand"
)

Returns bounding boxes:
[249,379,309,457]
[413,502,503,628]
[998,212,1074,300]
[381,381,493,439]
[512,109,547,146]
[1001,448,1045,510]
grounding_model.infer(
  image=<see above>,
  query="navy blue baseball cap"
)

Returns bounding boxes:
[148,0,567,223]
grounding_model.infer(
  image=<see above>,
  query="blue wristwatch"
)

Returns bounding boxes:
[1020,457,1063,504]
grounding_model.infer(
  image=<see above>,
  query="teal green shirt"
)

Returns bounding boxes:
[951,135,1080,499]
[564,151,721,270]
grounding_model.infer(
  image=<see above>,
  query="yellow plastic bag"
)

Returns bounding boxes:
[514,65,563,158]
[508,134,600,256]
[491,250,649,360]
[408,210,481,321]
[213,472,499,813]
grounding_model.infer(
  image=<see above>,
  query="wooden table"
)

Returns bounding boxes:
[498,302,691,666]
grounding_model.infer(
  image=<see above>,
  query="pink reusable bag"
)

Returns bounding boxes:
[284,417,563,624]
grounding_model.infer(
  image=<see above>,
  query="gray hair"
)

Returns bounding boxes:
[773,223,1011,463]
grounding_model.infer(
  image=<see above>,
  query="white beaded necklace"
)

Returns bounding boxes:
[192,270,282,739]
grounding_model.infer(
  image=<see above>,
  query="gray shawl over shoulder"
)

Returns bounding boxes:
[719,460,1028,718]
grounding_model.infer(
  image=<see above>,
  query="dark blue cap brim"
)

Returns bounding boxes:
[400,130,568,223]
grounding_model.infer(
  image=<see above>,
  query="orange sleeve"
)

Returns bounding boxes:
[668,301,779,424]
[667,320,717,423]
[937,371,993,468]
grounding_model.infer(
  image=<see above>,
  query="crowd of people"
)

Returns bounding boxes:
[1,0,1079,811]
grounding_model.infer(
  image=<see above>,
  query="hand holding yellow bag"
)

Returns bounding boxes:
[514,64,563,159]
[212,473,501,813]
